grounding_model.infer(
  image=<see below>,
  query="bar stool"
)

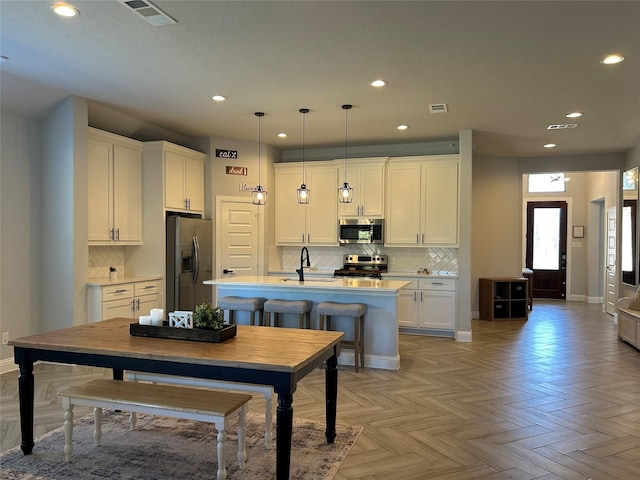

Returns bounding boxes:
[218,296,266,326]
[264,299,312,329]
[317,302,367,372]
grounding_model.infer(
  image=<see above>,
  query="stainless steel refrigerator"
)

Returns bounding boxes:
[166,215,213,313]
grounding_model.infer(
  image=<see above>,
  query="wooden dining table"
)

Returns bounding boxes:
[9,318,344,480]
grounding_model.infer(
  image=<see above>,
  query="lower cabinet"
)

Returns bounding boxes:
[479,277,528,321]
[396,277,457,332]
[88,279,162,323]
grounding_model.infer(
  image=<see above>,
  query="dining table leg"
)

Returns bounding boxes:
[16,351,35,455]
[325,350,338,443]
[276,392,293,480]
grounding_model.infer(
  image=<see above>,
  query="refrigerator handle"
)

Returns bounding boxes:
[192,236,200,284]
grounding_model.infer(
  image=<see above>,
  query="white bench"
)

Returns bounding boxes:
[617,296,640,350]
[58,379,251,480]
[126,371,274,449]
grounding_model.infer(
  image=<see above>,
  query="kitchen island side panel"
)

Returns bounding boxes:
[211,281,403,370]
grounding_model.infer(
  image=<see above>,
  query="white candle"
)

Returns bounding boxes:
[150,308,164,322]
[139,315,151,325]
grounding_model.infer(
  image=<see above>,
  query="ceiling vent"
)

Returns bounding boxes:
[547,123,578,130]
[118,0,177,26]
[429,103,448,114]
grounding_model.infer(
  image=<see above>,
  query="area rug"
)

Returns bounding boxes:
[0,411,362,479]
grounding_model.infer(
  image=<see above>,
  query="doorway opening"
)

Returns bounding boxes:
[525,201,568,300]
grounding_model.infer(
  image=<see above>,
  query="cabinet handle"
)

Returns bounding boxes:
[136,298,140,310]
[422,233,425,244]
[187,198,191,210]
[184,198,189,209]
[421,291,424,301]
[131,299,135,313]
[113,289,128,294]
[301,233,304,243]
[141,285,156,290]
[116,228,120,241]
[110,228,114,241]
[416,234,419,244]
[307,233,310,243]
[413,291,416,301]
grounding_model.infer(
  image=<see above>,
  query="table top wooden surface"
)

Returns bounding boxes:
[9,318,344,373]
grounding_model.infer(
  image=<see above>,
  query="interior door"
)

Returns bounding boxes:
[525,201,568,299]
[605,207,617,315]
[219,200,259,277]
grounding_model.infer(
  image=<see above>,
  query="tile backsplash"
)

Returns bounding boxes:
[276,245,457,274]
[88,246,125,279]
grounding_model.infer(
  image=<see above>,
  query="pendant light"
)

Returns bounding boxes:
[251,112,267,205]
[338,104,353,203]
[296,108,310,204]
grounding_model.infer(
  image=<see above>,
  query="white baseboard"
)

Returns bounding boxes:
[587,296,604,304]
[568,294,586,302]
[338,352,400,371]
[455,330,472,342]
[471,310,479,319]
[1,357,17,375]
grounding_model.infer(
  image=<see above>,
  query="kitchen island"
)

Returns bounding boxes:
[204,275,410,370]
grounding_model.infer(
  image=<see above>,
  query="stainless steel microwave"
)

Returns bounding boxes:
[338,218,384,245]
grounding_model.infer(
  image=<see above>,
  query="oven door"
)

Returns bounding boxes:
[338,219,383,244]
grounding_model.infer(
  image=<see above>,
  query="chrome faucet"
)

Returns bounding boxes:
[296,247,311,281]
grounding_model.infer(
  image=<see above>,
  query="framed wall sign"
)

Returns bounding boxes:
[573,225,584,238]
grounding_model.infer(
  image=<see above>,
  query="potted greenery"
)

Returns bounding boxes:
[193,303,224,330]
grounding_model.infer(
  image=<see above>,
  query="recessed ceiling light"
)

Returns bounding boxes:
[543,143,557,148]
[211,95,226,102]
[566,112,583,118]
[601,54,625,65]
[397,125,409,131]
[370,79,387,87]
[277,132,287,138]
[52,3,79,17]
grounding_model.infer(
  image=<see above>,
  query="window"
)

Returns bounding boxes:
[528,173,567,193]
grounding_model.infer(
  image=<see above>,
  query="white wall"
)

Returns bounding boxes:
[0,112,42,368]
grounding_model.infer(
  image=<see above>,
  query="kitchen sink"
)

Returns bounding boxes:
[280,277,339,283]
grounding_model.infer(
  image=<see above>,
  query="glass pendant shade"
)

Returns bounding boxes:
[339,182,353,203]
[252,185,267,205]
[297,184,310,204]
[297,108,310,204]
[338,104,354,204]
[252,111,267,206]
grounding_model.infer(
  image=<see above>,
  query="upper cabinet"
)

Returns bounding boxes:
[336,157,387,218]
[144,141,206,214]
[275,162,338,246]
[88,128,142,245]
[385,155,459,247]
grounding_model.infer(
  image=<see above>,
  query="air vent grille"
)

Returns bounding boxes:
[118,0,177,26]
[547,123,578,130]
[429,103,448,114]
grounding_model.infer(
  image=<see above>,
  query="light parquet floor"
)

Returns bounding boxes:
[2,300,640,479]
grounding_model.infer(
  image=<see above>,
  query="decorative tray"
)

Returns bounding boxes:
[129,323,236,343]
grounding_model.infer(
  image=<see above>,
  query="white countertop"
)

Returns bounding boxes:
[267,270,458,279]
[205,275,410,292]
[86,275,162,287]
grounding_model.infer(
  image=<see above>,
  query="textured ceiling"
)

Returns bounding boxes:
[1,1,638,157]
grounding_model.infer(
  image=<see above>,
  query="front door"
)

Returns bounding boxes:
[605,207,617,315]
[526,201,568,299]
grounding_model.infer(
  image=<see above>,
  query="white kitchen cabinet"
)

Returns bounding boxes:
[395,277,457,332]
[88,278,162,323]
[144,141,205,214]
[385,155,459,246]
[275,163,338,246]
[336,157,387,218]
[88,128,142,244]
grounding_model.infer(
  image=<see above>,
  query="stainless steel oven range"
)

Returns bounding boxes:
[333,254,388,279]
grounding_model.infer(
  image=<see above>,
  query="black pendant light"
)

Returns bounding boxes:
[251,112,267,206]
[296,108,310,204]
[339,104,353,203]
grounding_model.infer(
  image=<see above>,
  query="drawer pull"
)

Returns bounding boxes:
[141,285,157,290]
[113,289,129,294]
